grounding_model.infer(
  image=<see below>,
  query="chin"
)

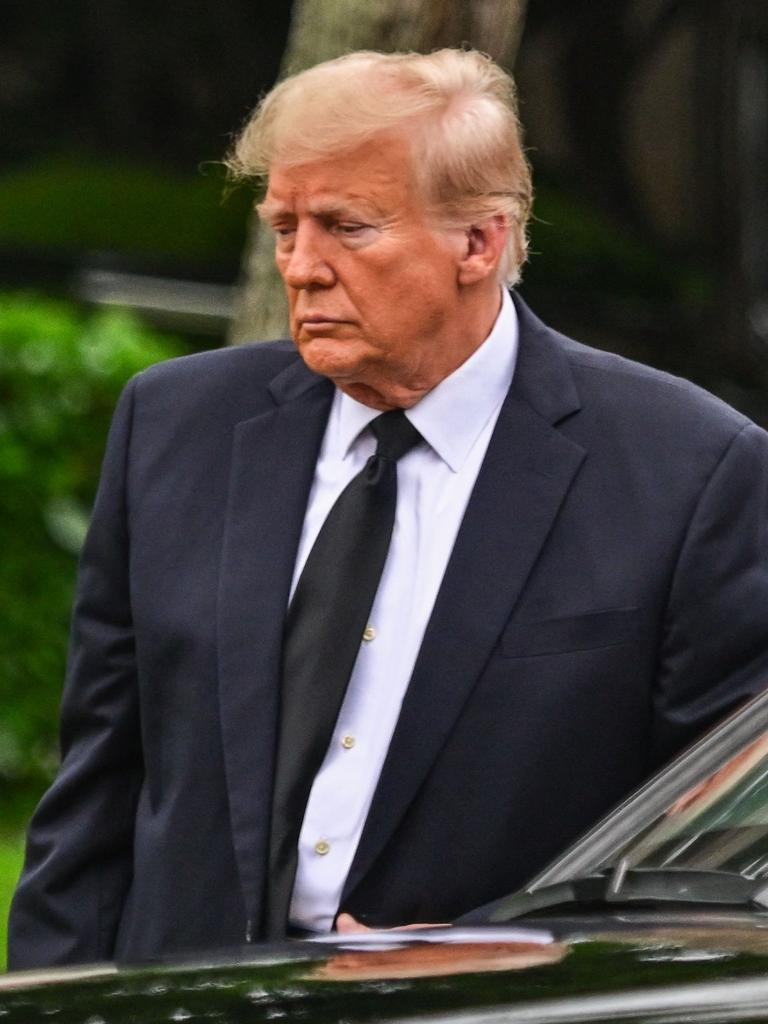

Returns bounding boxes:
[297,337,368,379]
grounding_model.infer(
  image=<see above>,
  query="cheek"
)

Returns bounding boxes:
[363,266,435,314]
[391,268,456,326]
[343,248,458,343]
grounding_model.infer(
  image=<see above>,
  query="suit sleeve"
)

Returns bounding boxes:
[8,377,143,969]
[651,420,768,767]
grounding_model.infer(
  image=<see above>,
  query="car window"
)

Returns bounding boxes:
[600,734,768,876]
[527,689,768,890]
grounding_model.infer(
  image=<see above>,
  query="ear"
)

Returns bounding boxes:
[457,215,509,286]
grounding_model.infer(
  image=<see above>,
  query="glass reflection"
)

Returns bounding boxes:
[605,734,768,877]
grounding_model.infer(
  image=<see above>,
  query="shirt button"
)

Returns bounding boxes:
[362,624,377,642]
[341,734,356,750]
[314,840,330,856]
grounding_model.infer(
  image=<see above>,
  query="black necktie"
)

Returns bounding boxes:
[266,409,422,936]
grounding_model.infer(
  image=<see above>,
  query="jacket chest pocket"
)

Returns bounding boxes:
[499,607,640,658]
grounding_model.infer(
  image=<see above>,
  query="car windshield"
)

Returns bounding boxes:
[526,688,768,891]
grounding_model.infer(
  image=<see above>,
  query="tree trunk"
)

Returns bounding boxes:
[229,0,528,343]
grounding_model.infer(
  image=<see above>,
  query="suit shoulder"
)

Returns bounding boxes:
[134,339,299,391]
[557,332,752,438]
[121,340,308,432]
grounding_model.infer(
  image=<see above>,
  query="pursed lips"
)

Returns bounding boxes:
[297,316,354,334]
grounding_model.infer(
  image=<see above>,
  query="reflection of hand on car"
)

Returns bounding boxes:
[312,940,569,982]
[668,735,768,815]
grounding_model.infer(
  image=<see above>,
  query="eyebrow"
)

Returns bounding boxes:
[257,197,386,225]
[256,199,289,225]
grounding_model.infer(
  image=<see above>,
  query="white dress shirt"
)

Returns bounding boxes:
[288,288,519,931]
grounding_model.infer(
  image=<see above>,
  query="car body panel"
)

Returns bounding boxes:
[5,920,768,1024]
[7,693,768,1021]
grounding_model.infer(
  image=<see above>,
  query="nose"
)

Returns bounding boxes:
[281,223,335,290]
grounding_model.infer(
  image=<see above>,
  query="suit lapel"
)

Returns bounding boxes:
[217,358,333,925]
[343,297,587,900]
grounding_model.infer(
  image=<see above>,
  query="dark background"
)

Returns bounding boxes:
[0,1,294,299]
[3,1,767,408]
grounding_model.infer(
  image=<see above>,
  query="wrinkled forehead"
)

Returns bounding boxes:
[260,134,424,220]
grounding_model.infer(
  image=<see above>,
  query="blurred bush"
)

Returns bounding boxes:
[0,155,251,265]
[0,837,24,969]
[0,294,183,826]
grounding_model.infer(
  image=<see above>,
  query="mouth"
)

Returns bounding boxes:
[297,316,353,337]
[300,316,347,326]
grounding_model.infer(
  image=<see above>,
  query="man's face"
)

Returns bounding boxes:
[260,134,474,410]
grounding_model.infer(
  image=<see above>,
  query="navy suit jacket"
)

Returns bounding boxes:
[9,295,768,967]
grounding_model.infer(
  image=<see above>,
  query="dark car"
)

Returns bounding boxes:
[5,688,768,1024]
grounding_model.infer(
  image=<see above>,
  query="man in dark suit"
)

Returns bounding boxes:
[9,49,768,967]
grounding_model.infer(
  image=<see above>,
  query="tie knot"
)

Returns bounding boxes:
[370,410,422,462]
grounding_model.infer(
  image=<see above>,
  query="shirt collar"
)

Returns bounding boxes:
[332,288,518,471]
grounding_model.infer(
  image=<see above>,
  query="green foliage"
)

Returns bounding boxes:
[0,294,183,826]
[0,836,24,970]
[0,154,253,263]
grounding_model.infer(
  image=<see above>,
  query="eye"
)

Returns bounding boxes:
[271,225,296,251]
[335,222,369,236]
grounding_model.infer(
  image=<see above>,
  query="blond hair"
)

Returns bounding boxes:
[227,49,533,284]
